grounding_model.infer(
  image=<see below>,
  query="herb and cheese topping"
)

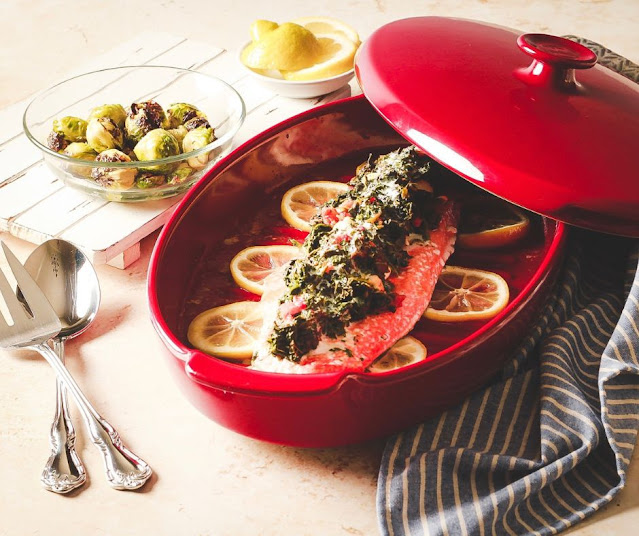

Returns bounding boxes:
[267,146,441,363]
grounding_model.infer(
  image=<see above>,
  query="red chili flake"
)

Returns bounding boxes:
[412,217,423,227]
[369,197,377,203]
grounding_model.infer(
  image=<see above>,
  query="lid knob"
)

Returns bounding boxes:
[516,34,597,90]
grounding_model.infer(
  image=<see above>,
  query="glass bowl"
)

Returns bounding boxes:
[23,66,246,202]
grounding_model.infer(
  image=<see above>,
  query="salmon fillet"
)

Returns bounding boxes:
[251,146,458,374]
[252,202,457,373]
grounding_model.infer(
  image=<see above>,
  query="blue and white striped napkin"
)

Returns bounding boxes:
[377,39,639,536]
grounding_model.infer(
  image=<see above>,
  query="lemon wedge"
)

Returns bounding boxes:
[291,16,360,45]
[281,33,358,81]
[241,22,322,71]
[250,19,279,41]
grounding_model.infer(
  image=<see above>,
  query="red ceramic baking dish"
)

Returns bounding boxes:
[147,95,566,447]
[148,17,638,447]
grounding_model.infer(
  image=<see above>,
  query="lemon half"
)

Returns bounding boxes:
[241,22,322,71]
[282,33,358,81]
[291,16,360,44]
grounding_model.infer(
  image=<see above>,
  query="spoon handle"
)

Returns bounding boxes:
[33,342,152,490]
[40,339,86,493]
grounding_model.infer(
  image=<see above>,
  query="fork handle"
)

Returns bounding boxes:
[33,342,152,490]
[40,339,86,493]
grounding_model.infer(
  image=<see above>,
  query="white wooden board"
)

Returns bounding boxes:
[0,33,360,268]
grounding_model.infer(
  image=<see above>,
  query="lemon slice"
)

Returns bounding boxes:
[291,16,360,44]
[424,266,510,322]
[457,198,530,249]
[230,245,300,295]
[281,180,350,231]
[187,301,262,359]
[281,33,358,81]
[241,22,321,71]
[367,336,427,373]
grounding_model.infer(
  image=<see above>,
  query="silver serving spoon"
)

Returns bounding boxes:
[25,239,152,491]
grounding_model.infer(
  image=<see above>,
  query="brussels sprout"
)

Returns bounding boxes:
[133,128,180,173]
[182,126,216,169]
[52,116,88,142]
[47,131,69,152]
[91,149,136,189]
[167,164,193,185]
[136,173,166,189]
[168,125,188,150]
[62,142,97,178]
[86,117,124,153]
[87,104,127,128]
[166,103,206,129]
[63,142,98,160]
[125,100,168,144]
[183,116,211,131]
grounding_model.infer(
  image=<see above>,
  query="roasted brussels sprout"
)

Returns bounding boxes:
[168,125,188,150]
[52,116,88,142]
[63,142,98,160]
[183,116,211,131]
[133,128,180,173]
[87,104,127,128]
[47,131,69,152]
[86,117,124,153]
[166,103,206,129]
[167,164,193,185]
[125,100,168,144]
[182,126,216,169]
[136,173,166,189]
[91,149,136,189]
[63,142,98,178]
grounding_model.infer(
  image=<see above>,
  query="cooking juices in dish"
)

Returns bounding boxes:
[184,146,545,373]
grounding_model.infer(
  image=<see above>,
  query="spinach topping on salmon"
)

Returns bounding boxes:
[267,146,441,363]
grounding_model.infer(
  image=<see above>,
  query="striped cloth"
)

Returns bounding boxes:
[377,40,639,536]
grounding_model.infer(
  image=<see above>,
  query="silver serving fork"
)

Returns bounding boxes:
[0,242,152,490]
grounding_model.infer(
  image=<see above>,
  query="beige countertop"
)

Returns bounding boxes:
[1,1,638,535]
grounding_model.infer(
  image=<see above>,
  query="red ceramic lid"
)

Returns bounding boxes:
[355,17,639,237]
